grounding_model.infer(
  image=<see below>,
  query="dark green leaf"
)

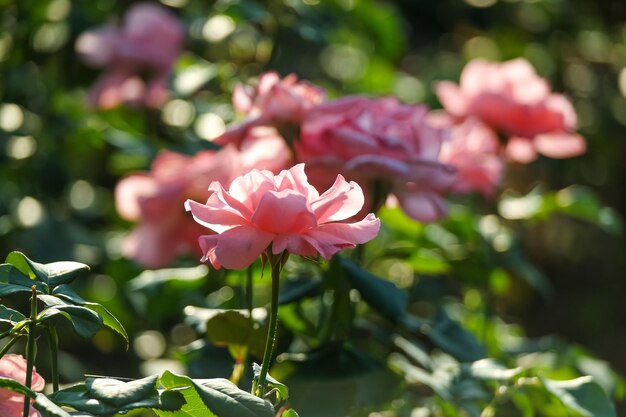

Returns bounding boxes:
[34,393,73,417]
[542,376,616,417]
[339,257,408,322]
[5,251,90,287]
[0,264,48,296]
[158,371,274,417]
[38,298,103,339]
[50,376,185,414]
[86,375,158,407]
[278,277,322,305]
[0,304,26,325]
[52,285,129,347]
[419,309,485,362]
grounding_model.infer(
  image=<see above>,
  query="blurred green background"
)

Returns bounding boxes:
[1,0,625,412]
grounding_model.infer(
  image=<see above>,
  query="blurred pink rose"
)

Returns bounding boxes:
[115,135,290,268]
[436,58,586,163]
[297,96,456,223]
[76,3,184,109]
[428,113,503,197]
[215,72,326,147]
[185,164,380,269]
[0,354,45,417]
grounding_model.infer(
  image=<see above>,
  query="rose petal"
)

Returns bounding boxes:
[251,190,317,234]
[311,176,365,223]
[211,226,274,269]
[534,132,586,159]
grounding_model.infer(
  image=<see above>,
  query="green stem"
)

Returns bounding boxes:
[0,335,21,360]
[23,285,38,417]
[47,327,59,392]
[0,329,11,340]
[246,265,254,318]
[254,253,283,397]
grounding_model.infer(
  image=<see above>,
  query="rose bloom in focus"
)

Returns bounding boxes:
[428,113,503,197]
[185,164,380,269]
[115,134,290,268]
[215,72,326,148]
[0,354,45,417]
[297,96,456,223]
[436,58,586,163]
[75,3,184,109]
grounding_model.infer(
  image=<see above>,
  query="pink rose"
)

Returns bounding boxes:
[115,134,291,268]
[185,164,380,269]
[428,113,503,197]
[0,354,45,417]
[296,96,456,223]
[76,3,184,109]
[436,58,586,163]
[215,72,326,147]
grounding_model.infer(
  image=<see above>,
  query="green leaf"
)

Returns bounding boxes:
[0,304,26,325]
[157,371,274,417]
[411,309,486,363]
[205,310,267,358]
[281,410,300,417]
[38,297,103,338]
[52,285,129,347]
[34,393,73,417]
[0,264,48,296]
[339,257,408,323]
[252,362,289,401]
[0,376,36,397]
[278,277,322,305]
[128,266,209,294]
[88,375,159,407]
[542,376,616,417]
[50,376,185,415]
[5,251,90,287]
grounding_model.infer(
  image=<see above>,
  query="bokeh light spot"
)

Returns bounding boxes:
[69,180,96,210]
[618,68,626,98]
[162,99,196,128]
[202,15,236,42]
[465,0,497,8]
[46,0,71,21]
[320,45,368,82]
[463,36,501,61]
[6,135,36,159]
[394,74,425,104]
[32,23,69,53]
[134,330,166,360]
[15,196,44,227]
[0,103,24,132]
[195,113,225,141]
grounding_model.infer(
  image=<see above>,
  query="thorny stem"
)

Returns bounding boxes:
[23,285,38,417]
[254,251,287,398]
